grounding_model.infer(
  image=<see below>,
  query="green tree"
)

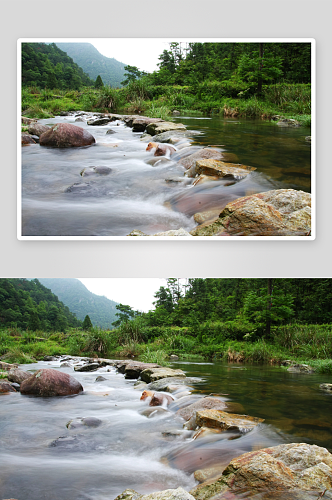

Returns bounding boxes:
[121,65,143,86]
[82,314,93,330]
[95,74,104,88]
[112,303,136,327]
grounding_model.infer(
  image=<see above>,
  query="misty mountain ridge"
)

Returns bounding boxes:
[37,278,119,329]
[55,42,126,88]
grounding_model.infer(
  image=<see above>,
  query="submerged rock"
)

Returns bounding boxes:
[66,417,102,429]
[80,166,112,177]
[287,364,315,373]
[39,123,96,148]
[190,443,332,499]
[277,118,301,127]
[190,189,311,236]
[20,368,83,396]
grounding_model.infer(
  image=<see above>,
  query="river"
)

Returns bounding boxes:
[0,358,330,500]
[21,114,311,237]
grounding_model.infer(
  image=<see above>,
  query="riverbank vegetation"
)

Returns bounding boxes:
[21,41,312,126]
[1,279,331,373]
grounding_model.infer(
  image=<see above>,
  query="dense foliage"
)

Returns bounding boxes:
[149,42,311,87]
[22,43,94,89]
[0,278,81,332]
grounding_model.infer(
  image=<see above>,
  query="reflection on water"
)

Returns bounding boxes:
[21,114,311,236]
[0,359,330,500]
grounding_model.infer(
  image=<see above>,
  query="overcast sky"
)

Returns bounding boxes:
[91,39,171,73]
[78,278,168,312]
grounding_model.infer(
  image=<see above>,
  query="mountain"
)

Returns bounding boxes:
[37,279,119,329]
[0,278,82,331]
[55,42,126,88]
[21,42,95,89]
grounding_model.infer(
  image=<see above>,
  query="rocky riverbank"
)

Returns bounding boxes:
[21,112,312,237]
[1,356,331,499]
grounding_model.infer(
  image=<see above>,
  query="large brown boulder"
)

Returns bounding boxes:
[39,123,95,148]
[20,368,83,396]
[194,409,264,433]
[132,117,163,132]
[190,443,332,499]
[191,189,311,236]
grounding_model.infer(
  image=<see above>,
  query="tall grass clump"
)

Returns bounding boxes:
[140,347,170,366]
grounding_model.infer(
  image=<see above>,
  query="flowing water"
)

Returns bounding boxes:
[21,114,311,236]
[1,358,330,500]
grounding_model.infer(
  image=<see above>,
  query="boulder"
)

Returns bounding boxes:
[74,363,100,372]
[114,489,141,500]
[169,355,179,361]
[194,159,255,179]
[8,368,32,384]
[0,381,17,393]
[176,397,228,421]
[190,189,311,236]
[132,117,163,132]
[140,367,186,383]
[146,121,187,136]
[95,375,107,382]
[152,130,198,143]
[190,443,332,499]
[21,133,36,145]
[20,368,83,396]
[127,230,148,236]
[194,409,264,433]
[147,377,191,392]
[179,148,229,175]
[39,123,95,148]
[87,117,112,126]
[116,361,161,377]
[28,123,50,137]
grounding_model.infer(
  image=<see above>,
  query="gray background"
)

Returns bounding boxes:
[2,0,329,278]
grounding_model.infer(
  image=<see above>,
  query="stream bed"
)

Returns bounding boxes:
[21,114,311,236]
[0,358,330,500]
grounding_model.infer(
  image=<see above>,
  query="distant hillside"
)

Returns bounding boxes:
[55,42,126,88]
[37,279,119,329]
[22,42,95,89]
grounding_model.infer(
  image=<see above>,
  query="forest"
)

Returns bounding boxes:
[21,41,312,124]
[1,279,331,373]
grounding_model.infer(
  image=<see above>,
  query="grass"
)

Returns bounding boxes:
[21,83,311,129]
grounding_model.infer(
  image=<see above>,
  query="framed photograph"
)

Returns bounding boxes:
[18,38,315,239]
